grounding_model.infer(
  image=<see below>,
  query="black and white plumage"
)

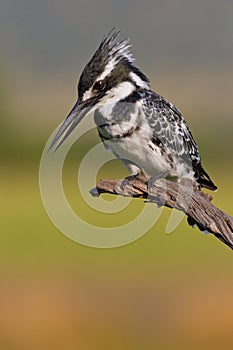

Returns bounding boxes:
[50,29,217,191]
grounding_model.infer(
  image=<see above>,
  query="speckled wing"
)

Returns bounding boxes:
[142,90,217,190]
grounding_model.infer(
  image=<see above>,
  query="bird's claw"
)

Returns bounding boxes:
[120,175,138,191]
[120,171,147,191]
[147,171,169,193]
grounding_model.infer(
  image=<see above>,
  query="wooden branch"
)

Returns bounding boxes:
[90,177,233,250]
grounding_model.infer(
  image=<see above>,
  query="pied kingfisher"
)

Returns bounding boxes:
[50,29,217,191]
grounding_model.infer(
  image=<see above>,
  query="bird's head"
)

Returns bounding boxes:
[49,29,149,151]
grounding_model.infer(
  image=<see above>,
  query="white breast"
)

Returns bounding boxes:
[105,120,170,176]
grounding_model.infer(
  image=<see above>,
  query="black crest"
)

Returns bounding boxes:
[78,29,149,96]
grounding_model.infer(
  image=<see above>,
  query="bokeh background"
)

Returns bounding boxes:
[1,1,233,349]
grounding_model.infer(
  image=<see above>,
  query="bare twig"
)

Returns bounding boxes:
[90,177,233,250]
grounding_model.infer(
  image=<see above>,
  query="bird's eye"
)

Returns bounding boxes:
[93,80,106,91]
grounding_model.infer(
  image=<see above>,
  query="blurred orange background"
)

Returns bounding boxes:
[1,1,233,349]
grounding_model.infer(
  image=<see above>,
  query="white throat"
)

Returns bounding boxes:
[98,81,135,116]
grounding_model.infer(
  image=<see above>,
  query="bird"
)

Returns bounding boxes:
[49,29,217,192]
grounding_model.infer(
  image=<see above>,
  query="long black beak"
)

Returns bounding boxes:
[49,98,92,151]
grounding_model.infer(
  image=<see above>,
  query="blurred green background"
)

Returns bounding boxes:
[1,1,233,349]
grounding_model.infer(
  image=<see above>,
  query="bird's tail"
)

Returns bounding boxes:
[187,216,233,250]
[194,162,217,191]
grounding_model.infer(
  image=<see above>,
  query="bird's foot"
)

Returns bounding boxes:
[147,171,170,194]
[120,171,147,191]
